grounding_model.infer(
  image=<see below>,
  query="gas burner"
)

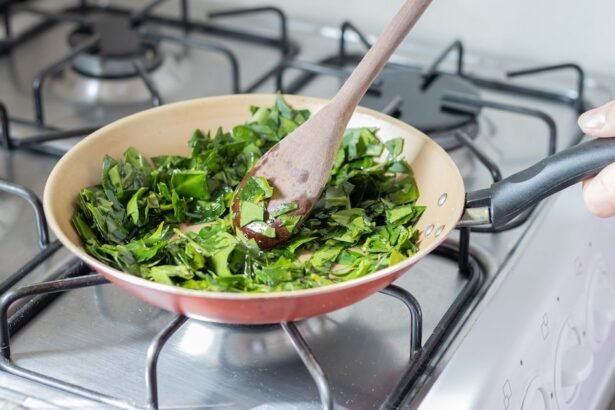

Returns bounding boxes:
[68,16,163,79]
[362,69,481,150]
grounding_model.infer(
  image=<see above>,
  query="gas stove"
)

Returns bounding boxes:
[1,1,615,409]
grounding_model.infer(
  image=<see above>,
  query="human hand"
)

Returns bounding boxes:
[578,100,615,217]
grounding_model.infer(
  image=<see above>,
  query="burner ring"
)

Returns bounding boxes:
[67,17,163,79]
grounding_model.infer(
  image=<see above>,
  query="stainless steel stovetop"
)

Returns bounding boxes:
[0,1,614,409]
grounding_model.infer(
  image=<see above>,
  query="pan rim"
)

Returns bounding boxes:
[43,93,465,301]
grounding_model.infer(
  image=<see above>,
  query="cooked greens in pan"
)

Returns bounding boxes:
[72,95,425,292]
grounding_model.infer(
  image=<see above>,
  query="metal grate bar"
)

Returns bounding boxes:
[0,16,57,55]
[179,0,189,30]
[32,35,100,125]
[339,21,372,63]
[209,6,289,55]
[131,0,170,25]
[276,59,350,93]
[123,6,283,49]
[2,3,10,38]
[0,357,135,410]
[379,285,422,359]
[423,39,464,78]
[0,272,108,358]
[0,102,10,149]
[281,322,333,410]
[140,30,240,93]
[133,60,163,107]
[11,126,100,148]
[7,260,93,337]
[425,39,586,111]
[381,95,404,117]
[0,241,62,297]
[454,130,503,182]
[442,92,557,155]
[145,315,189,409]
[508,63,585,111]
[0,179,50,248]
[11,5,91,26]
[382,243,483,409]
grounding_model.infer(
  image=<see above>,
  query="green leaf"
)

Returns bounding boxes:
[148,265,193,285]
[249,107,271,125]
[171,190,186,221]
[232,125,259,144]
[308,245,344,273]
[188,129,209,156]
[388,248,405,266]
[270,202,298,218]
[238,176,273,202]
[257,265,292,285]
[157,182,172,201]
[187,196,226,223]
[387,160,411,174]
[171,171,209,200]
[385,205,415,224]
[127,187,148,226]
[275,93,294,119]
[279,214,301,233]
[324,184,353,209]
[286,235,317,254]
[71,212,99,245]
[337,249,362,265]
[384,137,404,159]
[210,245,235,277]
[253,176,274,198]
[239,201,264,227]
[330,208,366,226]
[387,177,419,205]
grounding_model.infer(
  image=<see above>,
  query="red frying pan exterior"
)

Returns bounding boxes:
[43,95,465,324]
[102,262,411,323]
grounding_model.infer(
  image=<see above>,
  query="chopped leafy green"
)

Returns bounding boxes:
[73,94,425,293]
[239,201,264,227]
[279,214,301,233]
[269,202,298,218]
[238,176,272,202]
[171,171,209,200]
[148,265,193,285]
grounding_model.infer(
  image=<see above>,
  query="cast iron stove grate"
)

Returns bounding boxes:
[276,22,586,153]
[0,0,295,151]
[0,178,483,409]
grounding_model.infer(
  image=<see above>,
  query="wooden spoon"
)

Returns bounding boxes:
[233,0,432,249]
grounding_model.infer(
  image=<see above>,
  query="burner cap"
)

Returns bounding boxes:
[361,69,482,150]
[68,16,162,79]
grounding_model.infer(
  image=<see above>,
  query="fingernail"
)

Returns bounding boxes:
[579,108,606,130]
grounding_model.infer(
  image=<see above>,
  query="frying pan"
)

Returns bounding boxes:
[43,94,615,324]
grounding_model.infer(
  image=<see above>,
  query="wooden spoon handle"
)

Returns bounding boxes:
[334,0,432,110]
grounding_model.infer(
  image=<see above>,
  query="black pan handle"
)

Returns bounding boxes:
[466,138,615,228]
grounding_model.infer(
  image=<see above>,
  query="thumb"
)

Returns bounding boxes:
[578,100,615,138]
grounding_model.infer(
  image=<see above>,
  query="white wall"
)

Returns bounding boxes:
[209,0,614,76]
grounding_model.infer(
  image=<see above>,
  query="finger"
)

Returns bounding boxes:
[578,100,615,138]
[582,162,615,217]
